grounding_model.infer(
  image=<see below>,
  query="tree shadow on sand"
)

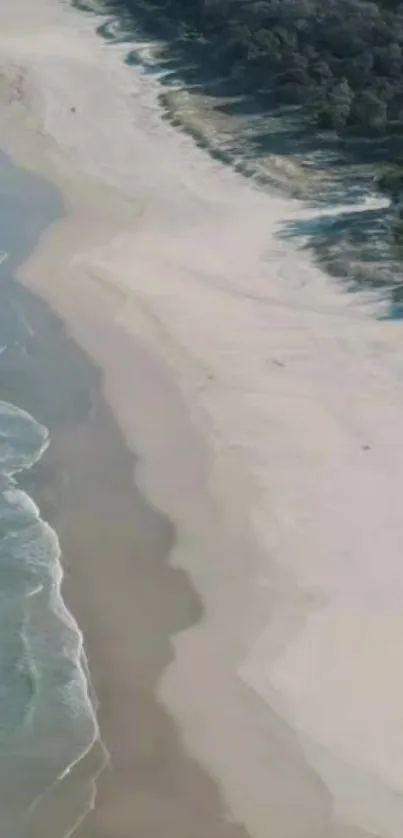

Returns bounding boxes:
[73,0,403,316]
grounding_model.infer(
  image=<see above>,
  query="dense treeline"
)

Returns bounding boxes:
[102,0,403,138]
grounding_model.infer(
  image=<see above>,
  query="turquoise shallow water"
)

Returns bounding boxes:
[0,149,100,836]
[0,402,98,836]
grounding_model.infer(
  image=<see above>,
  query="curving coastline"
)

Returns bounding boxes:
[1,1,403,837]
[0,148,103,838]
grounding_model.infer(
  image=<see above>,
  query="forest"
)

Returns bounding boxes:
[101,0,403,138]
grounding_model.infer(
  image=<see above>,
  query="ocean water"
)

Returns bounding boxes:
[0,151,100,837]
[0,402,98,837]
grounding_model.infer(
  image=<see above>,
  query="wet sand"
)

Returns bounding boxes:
[6,268,253,838]
[0,149,255,836]
[10,207,374,838]
[2,1,403,837]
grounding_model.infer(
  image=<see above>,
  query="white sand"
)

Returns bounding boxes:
[1,1,403,835]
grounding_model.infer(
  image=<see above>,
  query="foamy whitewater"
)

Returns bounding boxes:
[0,400,98,837]
[2,0,403,836]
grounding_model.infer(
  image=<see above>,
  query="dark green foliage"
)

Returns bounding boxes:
[103,0,403,138]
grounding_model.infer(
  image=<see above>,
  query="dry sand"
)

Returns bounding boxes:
[1,0,403,836]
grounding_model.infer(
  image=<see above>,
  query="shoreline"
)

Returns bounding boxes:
[3,2,403,837]
[15,280,251,838]
[0,18,336,838]
[0,138,259,838]
[21,206,333,838]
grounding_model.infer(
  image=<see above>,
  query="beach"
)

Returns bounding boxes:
[9,270,249,838]
[2,0,403,836]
